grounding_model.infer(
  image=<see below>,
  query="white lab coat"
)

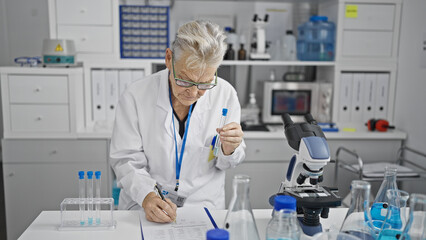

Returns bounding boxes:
[110,69,246,210]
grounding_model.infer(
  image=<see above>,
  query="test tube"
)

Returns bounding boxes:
[87,171,94,225]
[95,171,101,224]
[213,108,228,156]
[78,171,85,225]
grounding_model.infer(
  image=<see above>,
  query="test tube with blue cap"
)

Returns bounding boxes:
[78,171,85,225]
[214,108,228,157]
[95,171,101,224]
[87,171,94,225]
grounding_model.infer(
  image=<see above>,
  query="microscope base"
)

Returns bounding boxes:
[298,217,322,236]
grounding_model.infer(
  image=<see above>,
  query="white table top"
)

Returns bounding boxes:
[19,208,348,240]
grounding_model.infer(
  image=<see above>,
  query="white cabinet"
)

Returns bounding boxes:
[2,139,110,240]
[48,0,115,55]
[0,67,84,138]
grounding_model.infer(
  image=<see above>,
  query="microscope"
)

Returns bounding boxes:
[250,14,271,60]
[269,113,342,236]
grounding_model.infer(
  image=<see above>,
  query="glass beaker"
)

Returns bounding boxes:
[340,180,376,240]
[371,166,398,229]
[377,190,409,240]
[401,193,426,240]
[223,175,260,240]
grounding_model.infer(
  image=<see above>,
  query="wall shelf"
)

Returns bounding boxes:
[221,60,335,66]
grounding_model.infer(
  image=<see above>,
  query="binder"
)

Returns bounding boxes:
[375,73,389,119]
[131,70,145,82]
[105,70,119,122]
[350,73,365,123]
[118,70,132,96]
[91,70,106,122]
[338,73,353,122]
[362,74,377,123]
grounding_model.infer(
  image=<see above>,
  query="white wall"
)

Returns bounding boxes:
[0,0,49,66]
[394,0,426,194]
[0,0,9,66]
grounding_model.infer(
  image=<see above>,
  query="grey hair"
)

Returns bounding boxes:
[171,20,226,72]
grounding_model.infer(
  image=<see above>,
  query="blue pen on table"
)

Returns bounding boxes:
[213,108,228,157]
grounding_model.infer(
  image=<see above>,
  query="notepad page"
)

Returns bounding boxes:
[139,207,216,240]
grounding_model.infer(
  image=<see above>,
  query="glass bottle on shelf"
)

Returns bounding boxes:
[223,175,260,240]
[371,166,398,229]
[238,35,247,60]
[340,180,376,240]
[265,195,301,240]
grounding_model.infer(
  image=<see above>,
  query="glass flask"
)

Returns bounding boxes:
[266,195,301,240]
[223,175,260,240]
[340,180,376,240]
[377,190,409,240]
[371,166,398,229]
[401,193,426,240]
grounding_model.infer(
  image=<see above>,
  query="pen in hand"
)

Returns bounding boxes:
[155,184,176,223]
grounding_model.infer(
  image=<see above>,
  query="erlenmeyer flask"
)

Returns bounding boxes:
[401,193,426,240]
[223,175,260,240]
[377,190,409,240]
[340,180,376,240]
[371,166,398,229]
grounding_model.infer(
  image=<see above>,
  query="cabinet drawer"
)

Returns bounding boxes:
[10,105,70,132]
[2,139,108,164]
[58,26,113,53]
[343,4,395,30]
[56,0,112,25]
[342,31,393,57]
[8,75,68,104]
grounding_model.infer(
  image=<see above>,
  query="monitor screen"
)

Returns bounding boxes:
[271,90,311,115]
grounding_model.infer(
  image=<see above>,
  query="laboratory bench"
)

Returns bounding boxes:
[18,208,348,240]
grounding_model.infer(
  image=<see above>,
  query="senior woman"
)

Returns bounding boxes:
[110,20,246,223]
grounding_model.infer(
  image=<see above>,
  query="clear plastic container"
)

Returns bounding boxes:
[297,16,335,61]
[224,175,260,240]
[266,195,301,240]
[283,30,297,61]
[371,166,398,229]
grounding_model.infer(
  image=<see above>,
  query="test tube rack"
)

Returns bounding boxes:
[59,198,116,231]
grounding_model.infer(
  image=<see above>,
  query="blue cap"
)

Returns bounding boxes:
[87,171,93,179]
[78,171,85,179]
[222,108,228,116]
[206,229,229,240]
[274,195,296,211]
[310,15,328,22]
[95,171,101,179]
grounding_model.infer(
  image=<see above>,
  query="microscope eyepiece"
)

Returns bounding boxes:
[282,113,294,128]
[304,113,317,125]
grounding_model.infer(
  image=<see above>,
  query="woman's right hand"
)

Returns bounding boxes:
[142,192,177,223]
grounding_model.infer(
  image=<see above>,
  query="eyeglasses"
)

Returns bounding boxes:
[172,54,217,90]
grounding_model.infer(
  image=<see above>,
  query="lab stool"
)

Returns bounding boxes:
[334,146,426,206]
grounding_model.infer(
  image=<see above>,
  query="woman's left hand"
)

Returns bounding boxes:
[217,122,244,155]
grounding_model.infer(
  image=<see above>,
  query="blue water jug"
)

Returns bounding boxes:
[297,16,335,61]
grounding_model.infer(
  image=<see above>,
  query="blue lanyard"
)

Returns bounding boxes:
[169,87,193,191]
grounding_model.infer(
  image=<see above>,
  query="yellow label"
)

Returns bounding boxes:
[345,5,358,18]
[55,44,63,52]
